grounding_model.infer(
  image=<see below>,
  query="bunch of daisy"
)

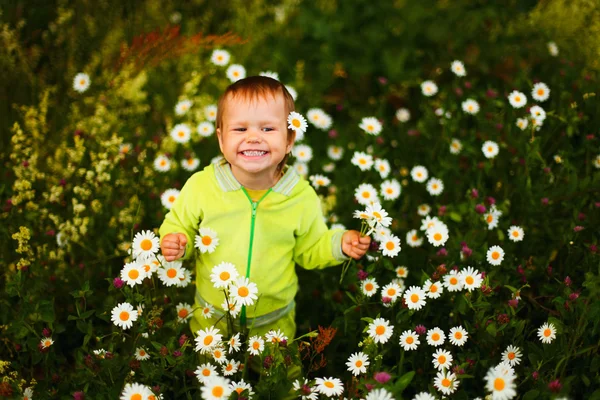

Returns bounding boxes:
[420,215,449,247]
[209,262,259,313]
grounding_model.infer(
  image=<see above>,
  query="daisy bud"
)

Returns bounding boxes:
[454,87,463,96]
[365,383,375,391]
[475,204,486,214]
[508,299,519,308]
[548,379,562,393]
[471,188,479,198]
[42,328,52,337]
[564,276,572,286]
[532,371,539,380]
[129,360,140,370]
[407,129,420,136]
[415,325,427,335]
[179,334,188,347]
[73,391,85,400]
[461,246,473,258]
[574,226,584,232]
[173,350,182,358]
[113,277,124,289]
[105,351,113,359]
[357,269,369,281]
[186,369,196,378]
[487,196,496,205]
[373,371,391,384]
[569,292,580,301]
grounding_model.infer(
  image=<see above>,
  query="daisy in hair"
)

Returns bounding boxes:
[229,379,254,398]
[484,365,516,400]
[210,262,239,289]
[484,205,502,229]
[423,279,443,299]
[359,117,382,135]
[212,346,227,364]
[462,99,480,115]
[120,383,153,400]
[247,335,265,355]
[411,165,429,183]
[482,140,500,159]
[221,298,242,318]
[449,326,468,346]
[40,337,54,349]
[73,72,91,93]
[195,227,219,253]
[226,64,246,82]
[175,302,193,323]
[413,392,436,400]
[538,322,557,344]
[460,266,483,292]
[194,362,218,384]
[381,282,403,303]
[443,270,463,292]
[201,376,233,400]
[314,377,344,397]
[451,60,467,76]
[205,105,217,121]
[175,99,192,116]
[170,123,191,144]
[367,318,394,344]
[327,145,344,160]
[361,277,379,297]
[399,330,420,351]
[380,179,401,201]
[450,138,463,154]
[259,71,279,80]
[426,327,446,346]
[111,302,138,330]
[197,121,215,137]
[153,154,171,172]
[365,388,394,400]
[396,108,410,122]
[229,276,258,307]
[516,118,529,131]
[426,223,449,247]
[434,370,459,395]
[380,234,401,257]
[406,229,424,247]
[530,105,546,122]
[222,359,240,376]
[351,151,374,171]
[486,245,505,266]
[395,265,408,278]
[227,332,241,353]
[426,177,444,196]
[265,329,288,344]
[288,111,308,140]
[181,156,200,171]
[309,174,331,189]
[157,261,184,287]
[346,352,370,376]
[366,202,392,229]
[548,41,559,56]
[210,49,231,66]
[355,183,379,206]
[418,204,432,216]
[160,188,180,209]
[532,82,550,102]
[432,348,453,370]
[404,286,427,310]
[293,144,313,162]
[374,159,391,179]
[132,230,160,261]
[134,347,150,361]
[508,91,527,108]
[121,261,147,287]
[421,80,439,97]
[195,326,223,354]
[502,345,522,366]
[285,85,298,100]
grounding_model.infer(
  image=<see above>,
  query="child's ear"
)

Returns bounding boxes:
[216,128,224,152]
[286,130,296,153]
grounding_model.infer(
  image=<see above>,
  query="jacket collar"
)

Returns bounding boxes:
[213,157,300,196]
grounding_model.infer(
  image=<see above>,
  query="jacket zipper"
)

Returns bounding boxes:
[239,187,272,327]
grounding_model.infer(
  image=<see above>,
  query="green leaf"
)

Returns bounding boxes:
[523,390,540,400]
[345,291,358,305]
[486,323,497,337]
[448,212,462,222]
[80,309,95,319]
[38,300,55,323]
[393,371,415,393]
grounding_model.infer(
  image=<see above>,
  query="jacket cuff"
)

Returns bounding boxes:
[331,230,350,262]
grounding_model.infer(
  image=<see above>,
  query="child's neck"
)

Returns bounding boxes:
[230,165,280,190]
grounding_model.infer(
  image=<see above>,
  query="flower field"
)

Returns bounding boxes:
[1,1,600,399]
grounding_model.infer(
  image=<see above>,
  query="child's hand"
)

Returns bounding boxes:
[161,233,188,261]
[342,230,371,260]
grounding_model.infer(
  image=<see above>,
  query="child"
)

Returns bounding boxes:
[159,76,370,340]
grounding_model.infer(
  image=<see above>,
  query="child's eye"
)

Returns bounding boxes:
[262,127,274,132]
[234,128,246,132]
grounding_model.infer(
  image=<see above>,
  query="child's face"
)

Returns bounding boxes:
[217,93,294,186]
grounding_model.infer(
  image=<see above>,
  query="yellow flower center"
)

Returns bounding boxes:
[375,325,385,335]
[388,288,396,296]
[450,277,458,285]
[160,160,166,166]
[433,233,442,241]
[508,352,515,360]
[178,309,188,318]
[80,79,85,85]
[128,269,139,279]
[494,378,505,391]
[373,211,382,219]
[214,350,222,358]
[406,337,413,344]
[512,231,519,237]
[238,287,249,297]
[544,328,551,337]
[439,355,446,364]
[140,239,153,251]
[202,368,210,376]
[167,268,177,278]
[386,188,393,194]
[293,119,301,128]
[486,215,493,223]
[139,350,146,356]
[515,96,521,102]
[359,159,367,165]
[119,311,129,321]
[202,236,212,246]
[430,284,438,293]
[204,336,213,346]
[252,341,260,350]
[442,378,451,387]
[131,394,142,400]
[386,242,395,250]
[178,131,185,137]
[365,283,373,291]
[466,276,474,285]
[220,271,230,281]
[325,381,334,388]
[488,146,493,152]
[168,196,176,203]
[432,333,440,341]
[492,251,500,260]
[411,294,419,303]
[455,331,462,339]
[355,360,363,367]
[362,191,370,198]
[212,386,224,397]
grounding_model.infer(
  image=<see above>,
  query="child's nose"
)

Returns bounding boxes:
[245,129,262,142]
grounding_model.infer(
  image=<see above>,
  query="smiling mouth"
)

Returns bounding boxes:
[240,150,268,157]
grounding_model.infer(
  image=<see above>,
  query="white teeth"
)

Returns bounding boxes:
[242,151,266,156]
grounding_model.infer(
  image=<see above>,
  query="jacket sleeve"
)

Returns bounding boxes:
[293,190,349,270]
[158,172,204,261]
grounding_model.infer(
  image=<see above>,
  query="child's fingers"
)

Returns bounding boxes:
[162,241,181,250]
[358,236,371,244]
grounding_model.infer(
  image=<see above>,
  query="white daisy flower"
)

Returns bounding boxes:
[288,111,308,136]
[228,333,242,353]
[374,159,391,179]
[23,387,33,399]
[449,138,463,154]
[157,261,184,287]
[381,282,403,303]
[221,298,242,318]
[462,99,480,115]
[314,377,344,397]
[210,49,231,66]
[195,363,218,384]
[432,348,453,370]
[176,267,192,288]
[293,162,309,176]
[413,392,436,400]
[73,73,91,93]
[502,345,522,366]
[175,100,192,115]
[594,154,600,169]
[293,144,313,162]
[365,388,394,400]
[531,116,544,131]
[205,105,218,122]
[418,204,432,216]
[443,270,463,292]
[421,80,438,97]
[507,225,525,242]
[460,266,482,292]
[380,234,401,257]
[406,229,423,248]
[426,177,444,196]
[197,121,215,137]
[399,330,420,351]
[134,347,150,361]
[508,91,527,108]
[547,41,559,56]
[176,302,193,323]
[420,215,440,231]
[367,318,394,344]
[195,326,223,354]
[322,162,335,173]
[195,227,219,253]
[201,376,232,400]
[532,82,550,102]
[404,286,427,310]
[395,265,408,278]
[170,123,191,144]
[486,245,505,266]
[121,261,147,287]
[111,302,138,330]
[396,108,410,122]
[229,277,258,307]
[380,179,401,201]
[153,154,171,172]
[132,230,160,261]
[359,117,382,135]
[426,327,446,346]
[411,165,429,183]
[181,157,200,171]
[538,322,557,344]
[40,337,54,348]
[530,105,546,121]
[160,188,180,209]
[200,303,215,319]
[346,352,370,376]
[484,205,502,229]
[366,202,392,228]
[226,64,246,82]
[434,370,459,395]
[120,383,152,400]
[307,108,333,130]
[351,151,374,171]
[354,183,379,206]
[222,359,240,376]
[285,85,298,100]
[212,346,227,364]
[449,326,468,346]
[451,60,467,77]
[259,71,279,80]
[327,145,344,160]
[426,223,449,247]
[265,329,288,344]
[484,366,517,400]
[516,118,529,131]
[119,143,132,156]
[247,335,265,355]
[361,278,379,297]
[482,140,500,159]
[310,174,331,189]
[423,279,443,299]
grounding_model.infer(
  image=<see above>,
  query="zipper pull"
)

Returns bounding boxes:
[252,202,257,217]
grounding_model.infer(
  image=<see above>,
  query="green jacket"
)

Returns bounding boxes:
[159,159,347,326]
